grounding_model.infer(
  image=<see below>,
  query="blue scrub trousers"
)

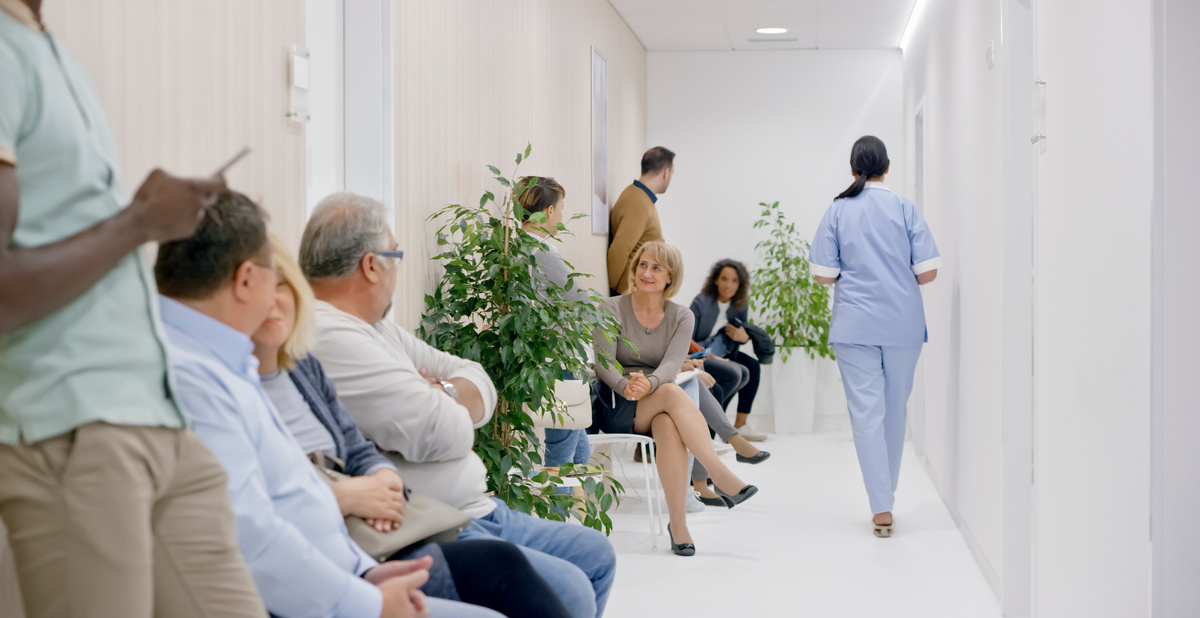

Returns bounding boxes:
[831,343,923,514]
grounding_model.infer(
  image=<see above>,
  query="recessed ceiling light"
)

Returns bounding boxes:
[756,27,788,34]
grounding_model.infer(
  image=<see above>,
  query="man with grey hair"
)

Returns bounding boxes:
[303,192,616,618]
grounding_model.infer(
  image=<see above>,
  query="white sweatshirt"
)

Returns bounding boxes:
[311,301,498,519]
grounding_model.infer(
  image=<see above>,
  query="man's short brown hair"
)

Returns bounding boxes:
[641,147,675,175]
[155,191,269,299]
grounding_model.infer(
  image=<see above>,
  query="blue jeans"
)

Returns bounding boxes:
[458,498,616,618]
[425,598,504,618]
[544,428,591,467]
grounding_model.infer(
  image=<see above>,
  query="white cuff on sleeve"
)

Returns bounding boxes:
[912,257,943,275]
[808,261,841,279]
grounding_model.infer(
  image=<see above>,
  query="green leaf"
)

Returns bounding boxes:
[423,144,624,535]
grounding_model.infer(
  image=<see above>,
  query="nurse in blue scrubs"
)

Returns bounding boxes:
[808,136,941,538]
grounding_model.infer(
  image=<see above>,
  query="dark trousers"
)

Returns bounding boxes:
[437,540,572,617]
[703,351,761,415]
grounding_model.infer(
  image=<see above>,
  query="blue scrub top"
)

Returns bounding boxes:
[808,182,941,347]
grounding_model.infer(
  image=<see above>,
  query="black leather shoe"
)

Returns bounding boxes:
[667,523,695,556]
[714,484,758,509]
[697,495,726,507]
[736,451,771,464]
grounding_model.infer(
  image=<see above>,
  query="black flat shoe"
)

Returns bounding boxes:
[714,484,758,509]
[735,451,771,464]
[696,495,726,507]
[667,523,695,556]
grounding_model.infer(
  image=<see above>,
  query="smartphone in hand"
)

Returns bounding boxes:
[688,348,710,359]
[212,146,251,177]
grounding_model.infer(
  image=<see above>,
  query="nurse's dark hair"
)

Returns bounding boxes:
[701,259,751,310]
[836,135,890,200]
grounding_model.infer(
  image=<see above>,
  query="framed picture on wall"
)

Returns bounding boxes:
[591,46,609,236]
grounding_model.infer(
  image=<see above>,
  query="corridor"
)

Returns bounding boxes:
[606,431,1001,617]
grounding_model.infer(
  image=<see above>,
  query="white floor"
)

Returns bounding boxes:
[600,430,1002,618]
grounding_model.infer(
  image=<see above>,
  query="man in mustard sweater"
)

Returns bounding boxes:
[606,147,675,295]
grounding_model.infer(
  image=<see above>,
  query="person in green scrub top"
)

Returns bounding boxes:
[0,1,266,615]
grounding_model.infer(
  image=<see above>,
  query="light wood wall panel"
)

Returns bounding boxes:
[391,0,647,328]
[40,0,308,246]
[1,3,305,615]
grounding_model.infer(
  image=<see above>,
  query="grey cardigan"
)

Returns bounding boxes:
[532,239,591,304]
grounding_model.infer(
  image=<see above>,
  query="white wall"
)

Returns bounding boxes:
[1153,1,1200,615]
[305,0,344,214]
[1033,0,1154,615]
[905,0,1158,614]
[389,0,647,330]
[647,50,904,306]
[40,0,309,246]
[901,0,1009,601]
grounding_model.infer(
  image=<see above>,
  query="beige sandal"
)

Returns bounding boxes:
[872,520,894,538]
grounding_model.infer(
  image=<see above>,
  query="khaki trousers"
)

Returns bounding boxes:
[0,423,266,618]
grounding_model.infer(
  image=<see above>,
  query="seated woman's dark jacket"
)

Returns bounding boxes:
[289,354,394,476]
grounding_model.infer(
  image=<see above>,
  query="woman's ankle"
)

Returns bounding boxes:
[711,471,746,495]
[729,435,759,457]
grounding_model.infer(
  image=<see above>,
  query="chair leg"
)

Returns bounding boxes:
[646,439,663,538]
[642,440,658,549]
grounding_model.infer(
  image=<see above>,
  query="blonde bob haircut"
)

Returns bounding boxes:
[270,235,317,370]
[627,241,684,300]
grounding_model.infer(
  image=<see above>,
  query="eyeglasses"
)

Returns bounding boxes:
[372,250,404,270]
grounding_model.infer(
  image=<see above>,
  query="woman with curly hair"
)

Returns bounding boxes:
[689,259,765,441]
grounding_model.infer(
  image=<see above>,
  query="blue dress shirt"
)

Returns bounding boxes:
[808,183,942,347]
[159,297,383,618]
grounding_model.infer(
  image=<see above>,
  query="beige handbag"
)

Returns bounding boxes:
[526,379,592,430]
[311,453,472,561]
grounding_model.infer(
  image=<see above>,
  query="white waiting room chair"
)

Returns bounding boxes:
[530,381,663,549]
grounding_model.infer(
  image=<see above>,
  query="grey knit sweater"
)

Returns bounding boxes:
[594,294,695,396]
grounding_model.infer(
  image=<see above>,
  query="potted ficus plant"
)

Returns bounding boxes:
[419,144,625,534]
[749,200,835,434]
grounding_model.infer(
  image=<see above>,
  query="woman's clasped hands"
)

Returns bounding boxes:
[623,370,653,401]
[330,467,408,532]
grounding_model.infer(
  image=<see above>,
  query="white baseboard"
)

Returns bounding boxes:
[921,456,1004,605]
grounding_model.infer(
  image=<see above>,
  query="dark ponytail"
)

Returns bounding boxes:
[835,135,890,200]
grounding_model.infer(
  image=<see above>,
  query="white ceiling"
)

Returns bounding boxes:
[607,0,919,51]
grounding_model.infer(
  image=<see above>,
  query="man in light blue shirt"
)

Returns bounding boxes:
[154,191,497,618]
[0,2,263,615]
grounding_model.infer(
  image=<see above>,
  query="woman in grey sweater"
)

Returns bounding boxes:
[594,241,759,556]
[517,176,594,469]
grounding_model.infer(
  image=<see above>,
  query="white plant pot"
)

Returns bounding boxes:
[772,350,820,434]
[813,354,850,432]
[749,359,777,433]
